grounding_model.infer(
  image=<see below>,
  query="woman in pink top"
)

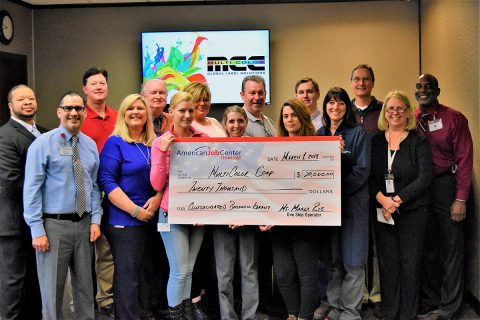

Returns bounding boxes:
[150,91,208,319]
[183,81,226,319]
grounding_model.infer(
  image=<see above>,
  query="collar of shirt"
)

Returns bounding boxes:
[243,107,264,123]
[58,125,74,142]
[167,125,207,137]
[414,103,441,119]
[11,115,39,135]
[85,104,112,120]
[311,108,321,119]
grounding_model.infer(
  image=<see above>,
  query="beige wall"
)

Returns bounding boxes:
[32,1,418,128]
[420,0,480,299]
[0,0,34,85]
[1,0,479,303]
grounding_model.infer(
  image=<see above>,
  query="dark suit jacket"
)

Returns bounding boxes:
[0,118,48,236]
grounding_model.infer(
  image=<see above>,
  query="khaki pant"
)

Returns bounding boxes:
[95,232,114,307]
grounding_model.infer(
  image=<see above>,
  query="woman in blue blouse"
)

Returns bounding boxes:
[99,94,161,320]
[317,88,371,320]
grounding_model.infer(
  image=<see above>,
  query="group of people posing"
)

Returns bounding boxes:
[0,65,473,320]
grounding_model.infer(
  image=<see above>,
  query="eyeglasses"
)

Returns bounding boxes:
[385,106,408,114]
[59,106,86,113]
[352,77,372,83]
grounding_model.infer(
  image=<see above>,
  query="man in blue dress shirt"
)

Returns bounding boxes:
[23,92,103,320]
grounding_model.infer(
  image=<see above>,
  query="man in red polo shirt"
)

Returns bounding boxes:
[82,67,117,316]
[81,68,117,153]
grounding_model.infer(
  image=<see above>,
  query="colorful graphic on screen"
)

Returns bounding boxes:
[142,30,270,104]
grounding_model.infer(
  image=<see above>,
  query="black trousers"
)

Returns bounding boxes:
[106,224,165,319]
[375,206,427,320]
[420,174,464,317]
[191,227,218,314]
[0,235,42,320]
[271,229,319,319]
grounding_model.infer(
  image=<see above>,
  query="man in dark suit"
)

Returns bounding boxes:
[0,84,47,320]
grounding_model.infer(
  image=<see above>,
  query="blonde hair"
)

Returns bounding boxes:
[183,82,211,103]
[221,106,248,137]
[222,105,248,127]
[112,94,155,146]
[278,99,316,137]
[378,90,416,131]
[169,91,193,111]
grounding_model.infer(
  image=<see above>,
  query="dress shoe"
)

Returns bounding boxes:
[98,303,115,318]
[417,305,439,318]
[436,314,456,320]
[314,304,331,320]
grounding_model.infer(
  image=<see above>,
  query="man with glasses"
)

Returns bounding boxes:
[23,92,102,320]
[240,75,276,137]
[81,67,117,316]
[350,64,383,319]
[350,64,382,136]
[141,79,172,136]
[0,85,46,320]
[415,74,473,320]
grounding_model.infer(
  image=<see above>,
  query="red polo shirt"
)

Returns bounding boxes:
[414,103,473,201]
[81,104,118,153]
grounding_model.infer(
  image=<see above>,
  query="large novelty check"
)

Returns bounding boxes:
[168,137,341,226]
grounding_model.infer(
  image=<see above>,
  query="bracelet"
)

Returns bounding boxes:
[132,205,140,218]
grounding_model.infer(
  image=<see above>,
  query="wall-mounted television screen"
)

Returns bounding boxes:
[141,30,270,105]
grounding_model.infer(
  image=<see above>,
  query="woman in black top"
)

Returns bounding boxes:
[369,90,432,320]
[272,98,319,320]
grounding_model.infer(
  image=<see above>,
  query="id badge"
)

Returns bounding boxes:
[60,146,73,156]
[158,223,170,232]
[158,208,170,232]
[428,118,443,132]
[384,173,395,193]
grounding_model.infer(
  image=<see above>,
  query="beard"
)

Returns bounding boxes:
[13,110,36,122]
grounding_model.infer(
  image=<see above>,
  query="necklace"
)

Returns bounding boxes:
[134,142,151,167]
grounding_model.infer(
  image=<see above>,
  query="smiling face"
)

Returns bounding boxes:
[384,97,409,130]
[193,95,211,121]
[350,67,375,99]
[326,98,347,124]
[142,80,167,118]
[415,74,440,108]
[171,100,195,130]
[240,80,266,117]
[83,73,108,104]
[8,86,37,124]
[225,111,247,137]
[282,105,302,136]
[125,99,148,131]
[296,81,320,112]
[57,95,86,134]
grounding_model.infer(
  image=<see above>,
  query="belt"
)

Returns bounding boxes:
[43,213,90,222]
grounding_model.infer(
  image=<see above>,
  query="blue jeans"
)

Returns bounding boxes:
[160,211,205,307]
